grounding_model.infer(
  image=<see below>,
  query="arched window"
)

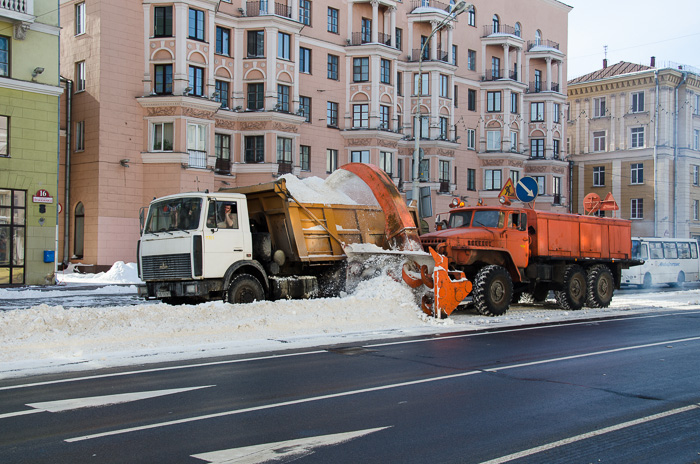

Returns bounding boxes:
[492,15,500,34]
[535,29,542,45]
[467,5,475,27]
[514,22,521,37]
[74,202,84,259]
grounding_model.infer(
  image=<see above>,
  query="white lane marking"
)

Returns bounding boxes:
[191,427,391,464]
[65,335,700,443]
[480,404,700,464]
[0,385,213,419]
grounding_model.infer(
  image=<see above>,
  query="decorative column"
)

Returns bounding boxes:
[502,44,510,79]
[143,4,151,95]
[347,1,353,43]
[447,25,454,63]
[174,3,188,94]
[545,56,552,91]
[267,27,278,110]
[390,7,396,48]
[557,59,563,92]
[430,21,438,61]
[371,0,379,43]
[232,28,245,109]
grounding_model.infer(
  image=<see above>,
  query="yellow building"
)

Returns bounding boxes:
[568,59,700,240]
[0,0,62,285]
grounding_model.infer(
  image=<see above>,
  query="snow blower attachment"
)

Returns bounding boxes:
[402,247,472,317]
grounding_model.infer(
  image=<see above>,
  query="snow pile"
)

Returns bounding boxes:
[282,170,379,206]
[55,261,143,286]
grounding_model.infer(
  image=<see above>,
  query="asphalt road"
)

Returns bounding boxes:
[2,308,700,463]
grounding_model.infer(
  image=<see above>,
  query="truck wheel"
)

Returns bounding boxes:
[586,265,614,308]
[473,265,513,316]
[521,286,550,304]
[641,273,652,289]
[555,265,586,310]
[227,274,265,304]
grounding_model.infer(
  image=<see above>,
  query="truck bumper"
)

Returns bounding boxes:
[140,280,223,300]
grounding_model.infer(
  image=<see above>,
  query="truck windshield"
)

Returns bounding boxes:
[145,198,202,233]
[472,210,505,228]
[448,211,473,228]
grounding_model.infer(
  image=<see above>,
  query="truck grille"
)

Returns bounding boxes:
[142,253,192,280]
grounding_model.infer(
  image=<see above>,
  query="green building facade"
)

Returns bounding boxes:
[0,0,62,285]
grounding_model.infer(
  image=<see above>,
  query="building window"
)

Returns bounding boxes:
[486,130,501,151]
[299,0,312,26]
[277,137,293,165]
[215,134,231,161]
[511,170,520,184]
[468,89,476,111]
[534,70,542,92]
[467,129,476,149]
[439,117,449,139]
[553,139,559,158]
[491,56,500,79]
[694,129,700,151]
[594,97,606,118]
[553,176,561,203]
[452,44,458,66]
[530,138,545,158]
[277,84,290,112]
[439,74,449,98]
[154,64,172,95]
[300,47,311,73]
[351,150,370,163]
[0,116,8,156]
[467,168,476,190]
[694,200,699,221]
[216,27,230,55]
[300,145,311,171]
[353,57,369,82]
[74,201,84,260]
[380,151,392,175]
[631,127,645,148]
[511,132,518,152]
[511,93,518,113]
[299,96,311,122]
[593,131,606,152]
[327,54,339,80]
[327,101,338,127]
[380,105,390,129]
[416,116,429,139]
[353,104,369,128]
[327,148,338,172]
[485,169,502,190]
[76,61,86,91]
[152,122,173,151]
[245,135,265,163]
[631,198,643,219]
[0,189,26,284]
[593,166,605,187]
[531,102,544,121]
[534,176,545,195]
[439,160,450,183]
[278,32,290,60]
[75,2,86,35]
[397,72,403,96]
[380,59,391,84]
[215,80,229,108]
[487,92,501,112]
[75,121,85,151]
[467,6,475,26]
[327,7,338,33]
[631,163,644,184]
[454,85,458,107]
[188,66,204,96]
[187,123,207,168]
[631,91,645,113]
[514,22,521,37]
[554,103,560,123]
[396,28,402,50]
[694,165,699,186]
[247,83,264,110]
[414,73,428,96]
[248,30,264,57]
[362,18,371,43]
[154,6,172,37]
[188,8,205,41]
[467,49,476,71]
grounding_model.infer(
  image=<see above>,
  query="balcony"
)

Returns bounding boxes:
[410,0,451,13]
[481,24,521,38]
[0,0,34,22]
[349,32,391,47]
[527,39,560,51]
[188,150,207,169]
[245,1,292,18]
[277,161,293,174]
[526,81,560,93]
[439,181,450,193]
[215,158,231,175]
[408,48,448,63]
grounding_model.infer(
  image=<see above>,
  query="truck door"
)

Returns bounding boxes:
[505,211,529,268]
[202,200,249,278]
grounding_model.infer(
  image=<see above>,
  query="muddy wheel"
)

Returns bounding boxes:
[227,273,265,304]
[520,285,550,304]
[586,265,614,308]
[473,265,513,316]
[555,265,587,310]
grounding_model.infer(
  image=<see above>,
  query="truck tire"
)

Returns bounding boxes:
[586,264,614,308]
[555,265,586,310]
[520,286,550,304]
[641,273,652,289]
[473,265,513,316]
[227,274,265,304]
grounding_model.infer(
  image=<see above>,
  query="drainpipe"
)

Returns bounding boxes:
[654,70,659,237]
[673,71,688,237]
[568,160,574,213]
[60,77,73,265]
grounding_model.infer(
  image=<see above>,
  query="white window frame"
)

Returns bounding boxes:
[534,175,545,195]
[694,200,699,221]
[485,169,502,191]
[76,61,86,92]
[326,148,338,173]
[75,120,85,152]
[486,130,501,151]
[380,151,393,175]
[694,129,700,151]
[594,97,606,118]
[631,127,645,148]
[631,163,644,185]
[75,2,86,36]
[510,132,518,152]
[414,73,428,96]
[593,131,606,152]
[351,150,370,163]
[467,129,476,150]
[152,121,174,152]
[352,104,369,129]
[694,165,700,186]
[631,198,643,219]
[631,91,645,113]
[530,102,544,122]
[593,166,605,187]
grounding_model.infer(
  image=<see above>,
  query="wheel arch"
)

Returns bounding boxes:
[222,260,269,297]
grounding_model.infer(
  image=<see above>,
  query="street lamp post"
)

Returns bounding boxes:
[412,0,471,222]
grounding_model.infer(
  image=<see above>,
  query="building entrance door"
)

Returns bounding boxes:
[0,189,26,285]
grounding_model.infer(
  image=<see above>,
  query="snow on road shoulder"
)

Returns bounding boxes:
[55,261,143,286]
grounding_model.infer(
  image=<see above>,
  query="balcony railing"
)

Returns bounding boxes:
[410,0,450,13]
[481,24,521,38]
[277,161,293,174]
[439,181,450,193]
[0,0,32,15]
[527,39,560,51]
[349,32,391,46]
[482,69,503,81]
[527,81,542,93]
[245,1,292,18]
[215,158,231,175]
[188,150,207,169]
[409,48,448,62]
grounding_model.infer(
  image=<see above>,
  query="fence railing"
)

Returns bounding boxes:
[0,0,32,15]
[188,150,207,169]
[246,1,292,18]
[527,39,559,51]
[481,24,520,38]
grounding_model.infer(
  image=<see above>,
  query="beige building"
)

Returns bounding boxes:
[58,0,571,269]
[568,59,700,240]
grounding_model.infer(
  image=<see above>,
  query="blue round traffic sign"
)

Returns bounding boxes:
[515,176,539,203]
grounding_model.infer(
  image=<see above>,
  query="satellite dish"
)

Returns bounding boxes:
[583,193,601,214]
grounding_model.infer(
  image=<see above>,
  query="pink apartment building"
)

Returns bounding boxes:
[58,0,571,268]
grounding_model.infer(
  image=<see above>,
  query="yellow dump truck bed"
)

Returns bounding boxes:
[222,178,387,264]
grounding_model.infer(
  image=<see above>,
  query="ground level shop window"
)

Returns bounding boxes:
[0,189,26,285]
